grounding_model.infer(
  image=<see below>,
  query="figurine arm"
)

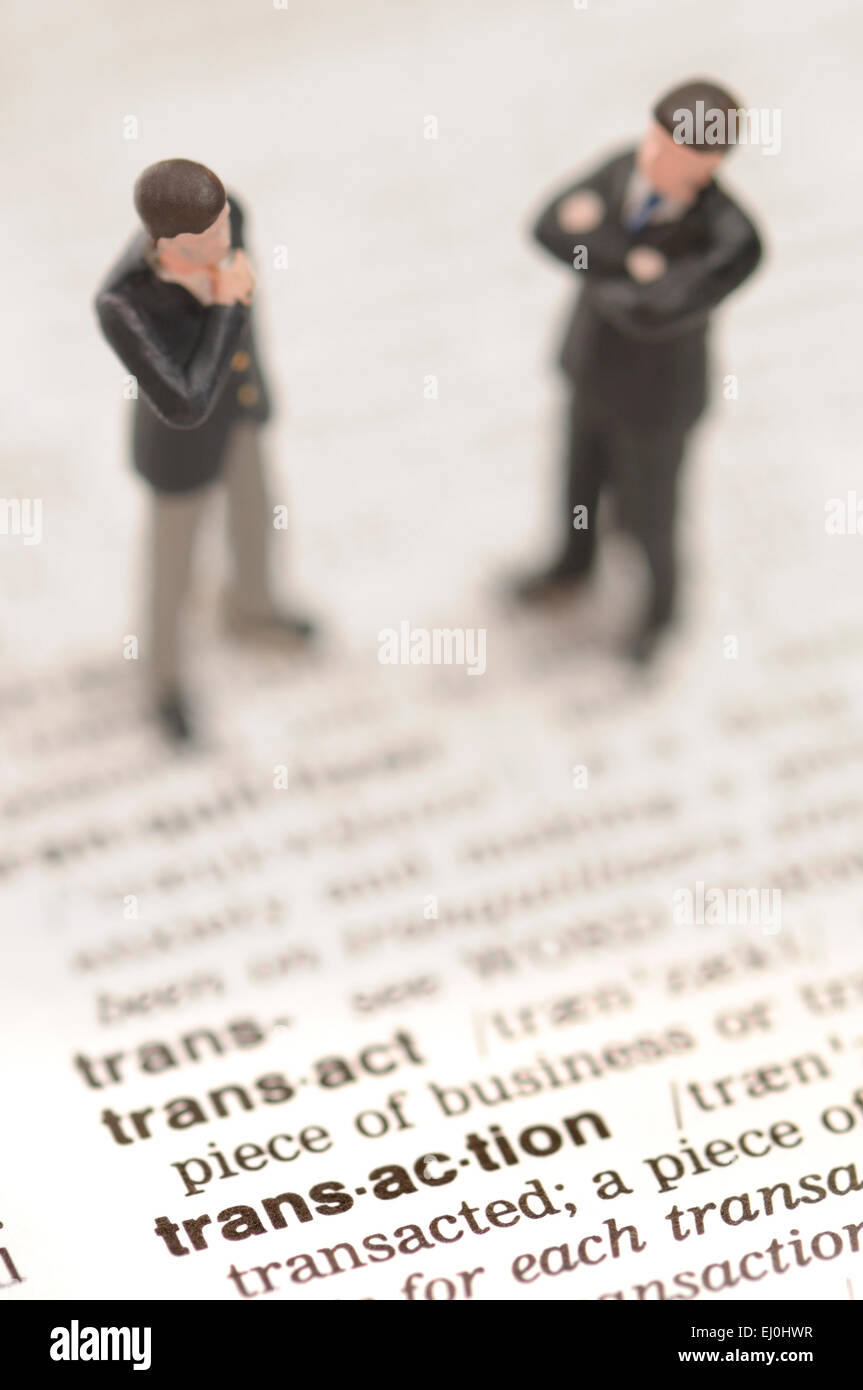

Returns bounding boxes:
[532,165,628,276]
[96,293,248,428]
[591,201,763,341]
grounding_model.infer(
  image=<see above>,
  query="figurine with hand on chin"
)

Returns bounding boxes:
[95,158,315,743]
[516,80,763,663]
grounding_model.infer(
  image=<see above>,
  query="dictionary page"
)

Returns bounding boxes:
[3,609,863,1303]
[3,0,863,1307]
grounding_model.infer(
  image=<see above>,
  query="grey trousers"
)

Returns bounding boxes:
[149,423,274,696]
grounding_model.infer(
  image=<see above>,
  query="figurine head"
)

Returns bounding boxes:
[639,80,741,204]
[134,159,230,268]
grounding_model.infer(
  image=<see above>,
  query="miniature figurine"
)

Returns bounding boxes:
[516,80,763,662]
[95,158,314,741]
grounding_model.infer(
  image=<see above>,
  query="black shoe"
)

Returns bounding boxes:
[156,691,194,743]
[625,621,669,666]
[225,609,318,644]
[509,560,590,604]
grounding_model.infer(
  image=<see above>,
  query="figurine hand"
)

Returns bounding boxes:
[213,249,256,306]
[625,246,667,283]
[557,190,605,233]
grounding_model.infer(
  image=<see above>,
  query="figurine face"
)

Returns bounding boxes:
[637,121,723,204]
[156,200,231,268]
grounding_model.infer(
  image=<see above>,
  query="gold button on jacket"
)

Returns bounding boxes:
[231,350,251,372]
[237,383,259,407]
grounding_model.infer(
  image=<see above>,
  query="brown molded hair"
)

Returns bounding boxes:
[133,159,226,241]
[653,79,742,152]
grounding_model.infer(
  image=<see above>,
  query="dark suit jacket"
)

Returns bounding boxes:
[533,149,762,429]
[95,196,272,494]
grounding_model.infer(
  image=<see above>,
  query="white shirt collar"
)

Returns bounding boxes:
[622,167,688,226]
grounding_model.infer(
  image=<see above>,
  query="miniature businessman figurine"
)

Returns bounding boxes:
[95,159,314,741]
[517,80,763,661]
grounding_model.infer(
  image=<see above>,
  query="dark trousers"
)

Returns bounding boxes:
[559,393,688,628]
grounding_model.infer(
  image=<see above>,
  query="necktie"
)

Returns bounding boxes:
[627,190,663,233]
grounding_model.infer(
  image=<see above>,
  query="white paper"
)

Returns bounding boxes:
[2,0,862,1306]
